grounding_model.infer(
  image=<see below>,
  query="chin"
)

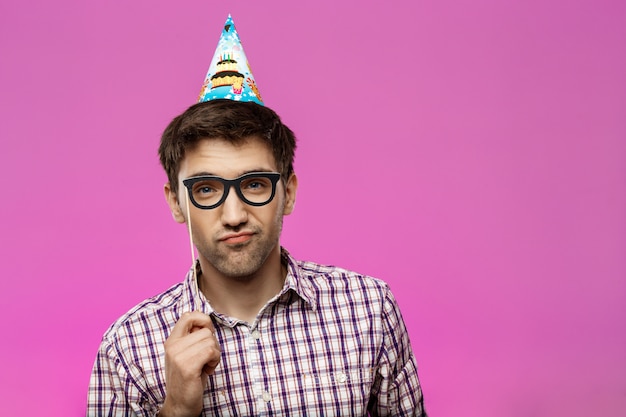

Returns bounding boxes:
[211,252,267,279]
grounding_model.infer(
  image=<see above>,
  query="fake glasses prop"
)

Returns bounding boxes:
[182,172,281,210]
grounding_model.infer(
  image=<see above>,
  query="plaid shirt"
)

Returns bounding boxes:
[88,249,426,416]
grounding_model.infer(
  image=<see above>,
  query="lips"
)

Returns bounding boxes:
[219,232,254,244]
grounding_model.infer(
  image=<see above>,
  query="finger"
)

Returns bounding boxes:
[166,333,220,372]
[190,325,212,334]
[177,328,221,359]
[167,328,220,355]
[172,331,221,376]
[181,328,220,349]
[202,360,219,376]
[169,311,215,338]
[188,329,221,372]
[201,348,221,376]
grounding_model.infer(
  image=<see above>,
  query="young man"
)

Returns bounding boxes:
[88,16,426,417]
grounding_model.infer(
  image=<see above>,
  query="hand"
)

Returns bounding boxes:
[158,312,221,417]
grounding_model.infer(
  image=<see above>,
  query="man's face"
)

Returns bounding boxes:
[165,136,297,280]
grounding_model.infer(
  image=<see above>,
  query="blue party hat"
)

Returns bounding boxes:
[198,15,264,105]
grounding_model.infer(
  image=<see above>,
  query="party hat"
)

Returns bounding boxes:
[198,15,264,105]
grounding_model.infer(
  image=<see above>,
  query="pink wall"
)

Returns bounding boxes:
[1,0,624,415]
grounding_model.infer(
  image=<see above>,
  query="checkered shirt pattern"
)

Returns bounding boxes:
[87,249,426,416]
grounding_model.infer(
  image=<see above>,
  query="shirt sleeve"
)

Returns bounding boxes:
[87,336,161,417]
[368,285,427,417]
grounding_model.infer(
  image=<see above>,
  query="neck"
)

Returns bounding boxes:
[197,246,286,324]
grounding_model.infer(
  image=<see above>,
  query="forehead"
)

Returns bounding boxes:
[178,136,277,179]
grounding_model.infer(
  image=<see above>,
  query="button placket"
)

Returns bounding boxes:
[248,326,270,408]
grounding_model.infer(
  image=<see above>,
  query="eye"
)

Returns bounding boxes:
[242,177,271,192]
[199,186,215,194]
[192,180,221,196]
[247,181,264,189]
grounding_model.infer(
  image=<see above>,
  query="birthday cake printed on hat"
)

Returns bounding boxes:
[198,15,263,105]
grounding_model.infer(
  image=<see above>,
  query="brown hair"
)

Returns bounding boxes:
[159,99,297,195]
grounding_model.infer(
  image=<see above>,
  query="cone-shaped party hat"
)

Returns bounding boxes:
[198,15,264,105]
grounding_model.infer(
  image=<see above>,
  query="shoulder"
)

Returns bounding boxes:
[297,258,389,289]
[292,257,393,310]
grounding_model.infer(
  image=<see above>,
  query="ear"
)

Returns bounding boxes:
[164,182,186,224]
[282,173,298,215]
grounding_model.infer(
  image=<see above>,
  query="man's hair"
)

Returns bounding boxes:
[159,99,297,195]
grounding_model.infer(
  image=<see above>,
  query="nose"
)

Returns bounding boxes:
[220,187,248,227]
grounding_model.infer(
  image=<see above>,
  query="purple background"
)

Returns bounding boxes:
[1,0,625,415]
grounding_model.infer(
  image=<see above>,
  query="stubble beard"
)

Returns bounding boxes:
[195,204,285,280]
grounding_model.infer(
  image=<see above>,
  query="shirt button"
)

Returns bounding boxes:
[335,372,348,383]
[262,391,271,402]
[251,330,261,340]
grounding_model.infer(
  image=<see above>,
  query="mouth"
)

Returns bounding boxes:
[219,232,254,245]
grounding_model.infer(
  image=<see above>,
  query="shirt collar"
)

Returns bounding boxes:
[280,247,317,311]
[182,247,318,316]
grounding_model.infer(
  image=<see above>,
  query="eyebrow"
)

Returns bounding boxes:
[185,168,276,179]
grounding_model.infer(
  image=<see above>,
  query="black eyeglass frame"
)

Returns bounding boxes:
[182,172,281,210]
